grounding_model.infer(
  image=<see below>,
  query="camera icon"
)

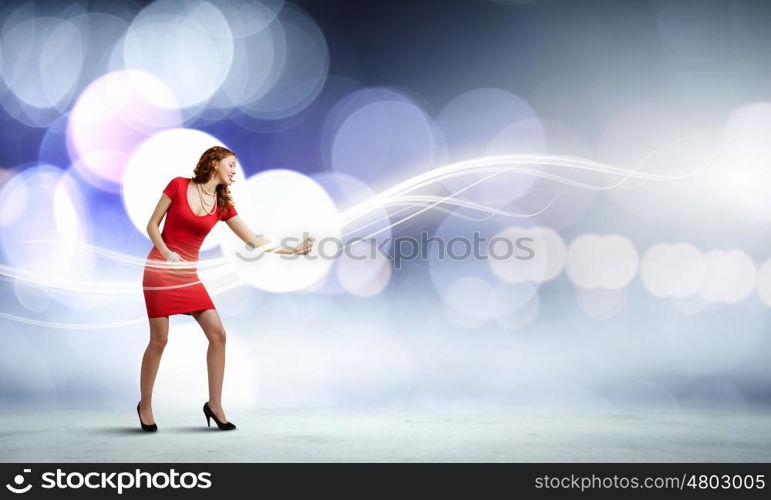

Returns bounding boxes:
[5,469,32,494]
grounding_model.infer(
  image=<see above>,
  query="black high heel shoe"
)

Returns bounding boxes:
[137,402,157,432]
[203,402,236,430]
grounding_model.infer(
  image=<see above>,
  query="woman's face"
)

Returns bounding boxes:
[215,155,237,186]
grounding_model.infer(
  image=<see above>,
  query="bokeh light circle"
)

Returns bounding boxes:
[218,169,340,292]
[640,243,705,298]
[0,165,89,283]
[68,70,182,192]
[336,249,392,297]
[324,87,444,189]
[123,0,234,109]
[698,249,756,304]
[716,102,771,222]
[0,16,84,110]
[207,1,285,111]
[488,225,566,284]
[238,2,328,119]
[565,234,638,289]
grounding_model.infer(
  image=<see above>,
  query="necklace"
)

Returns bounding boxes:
[200,183,217,196]
[194,180,216,199]
[195,182,217,215]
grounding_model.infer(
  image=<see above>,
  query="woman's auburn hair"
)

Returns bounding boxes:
[191,145,235,215]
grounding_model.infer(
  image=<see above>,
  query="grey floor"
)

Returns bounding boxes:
[1,405,770,462]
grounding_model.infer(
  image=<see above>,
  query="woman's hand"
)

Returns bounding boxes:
[165,251,184,262]
[293,237,314,255]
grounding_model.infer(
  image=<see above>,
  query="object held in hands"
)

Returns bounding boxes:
[296,236,314,255]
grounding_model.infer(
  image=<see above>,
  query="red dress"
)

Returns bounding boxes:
[142,176,237,318]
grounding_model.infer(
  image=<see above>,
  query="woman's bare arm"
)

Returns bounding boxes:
[146,194,176,259]
[224,215,310,255]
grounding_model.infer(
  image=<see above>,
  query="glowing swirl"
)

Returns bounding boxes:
[0,149,708,329]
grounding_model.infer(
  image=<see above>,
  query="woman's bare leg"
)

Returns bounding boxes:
[139,316,169,425]
[192,309,229,423]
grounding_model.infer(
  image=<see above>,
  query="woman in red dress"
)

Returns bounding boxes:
[137,146,313,431]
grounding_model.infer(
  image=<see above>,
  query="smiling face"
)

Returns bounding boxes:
[214,155,237,186]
